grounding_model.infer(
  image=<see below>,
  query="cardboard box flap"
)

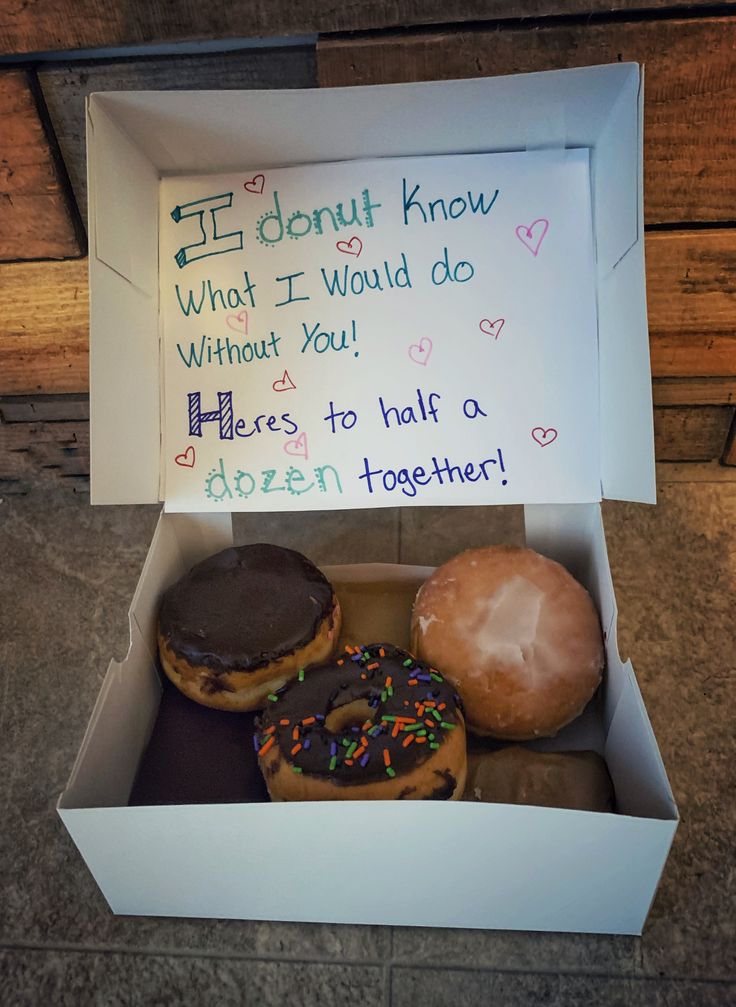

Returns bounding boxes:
[59,625,161,811]
[88,101,159,295]
[599,238,657,503]
[94,66,635,194]
[606,663,678,821]
[89,65,654,508]
[88,99,161,505]
[59,800,676,932]
[591,63,642,279]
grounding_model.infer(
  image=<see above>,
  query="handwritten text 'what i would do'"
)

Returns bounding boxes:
[171,177,499,371]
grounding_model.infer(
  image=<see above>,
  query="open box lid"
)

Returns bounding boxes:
[88,63,655,510]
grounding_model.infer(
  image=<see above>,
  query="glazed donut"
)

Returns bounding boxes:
[411,546,603,740]
[255,643,467,801]
[158,543,341,711]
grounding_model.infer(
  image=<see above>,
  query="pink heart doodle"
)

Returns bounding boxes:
[531,426,558,447]
[226,310,248,336]
[284,432,308,460]
[273,369,296,393]
[243,173,265,194]
[336,236,363,257]
[408,337,432,366]
[175,446,196,468]
[479,318,505,340]
[516,218,549,257]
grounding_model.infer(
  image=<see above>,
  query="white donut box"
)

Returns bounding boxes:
[58,66,679,934]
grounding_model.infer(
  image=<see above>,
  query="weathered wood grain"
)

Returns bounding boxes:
[318,18,736,224]
[646,229,736,378]
[2,2,732,56]
[38,46,316,223]
[0,417,89,494]
[656,460,736,481]
[653,405,735,461]
[652,378,736,407]
[0,258,88,394]
[0,70,81,261]
[0,393,88,423]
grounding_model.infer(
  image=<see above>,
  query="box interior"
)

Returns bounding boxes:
[60,504,676,825]
[127,564,609,809]
[57,503,677,931]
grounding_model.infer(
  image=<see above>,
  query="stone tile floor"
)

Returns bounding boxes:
[0,483,734,1005]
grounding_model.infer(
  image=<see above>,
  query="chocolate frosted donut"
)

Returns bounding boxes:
[255,643,467,801]
[158,544,341,711]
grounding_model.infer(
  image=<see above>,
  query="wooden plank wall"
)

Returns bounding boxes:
[1,1,733,55]
[0,1,735,492]
[0,71,82,260]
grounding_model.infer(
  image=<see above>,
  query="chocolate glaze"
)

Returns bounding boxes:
[256,643,462,789]
[426,769,456,800]
[158,544,335,674]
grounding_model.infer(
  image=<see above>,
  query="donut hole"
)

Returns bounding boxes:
[324,698,375,734]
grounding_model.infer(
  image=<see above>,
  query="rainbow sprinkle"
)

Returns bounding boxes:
[258,644,460,793]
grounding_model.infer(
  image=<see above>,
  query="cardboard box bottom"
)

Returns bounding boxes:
[58,506,677,933]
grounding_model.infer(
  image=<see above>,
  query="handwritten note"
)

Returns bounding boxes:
[159,149,599,512]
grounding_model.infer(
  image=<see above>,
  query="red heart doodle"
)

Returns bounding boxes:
[175,446,196,468]
[284,432,308,460]
[243,174,265,195]
[479,318,505,340]
[531,427,558,447]
[408,337,432,366]
[516,218,549,257]
[273,369,296,392]
[226,310,248,336]
[336,236,363,257]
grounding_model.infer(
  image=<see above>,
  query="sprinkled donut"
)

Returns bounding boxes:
[255,643,467,801]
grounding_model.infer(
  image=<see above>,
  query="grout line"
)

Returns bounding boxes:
[0,941,384,968]
[0,252,88,266]
[385,927,395,1007]
[656,461,736,483]
[317,3,736,46]
[25,68,88,256]
[384,962,736,986]
[644,220,736,232]
[0,36,318,66]
[0,940,735,985]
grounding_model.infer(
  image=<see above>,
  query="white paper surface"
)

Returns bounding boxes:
[159,149,599,511]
